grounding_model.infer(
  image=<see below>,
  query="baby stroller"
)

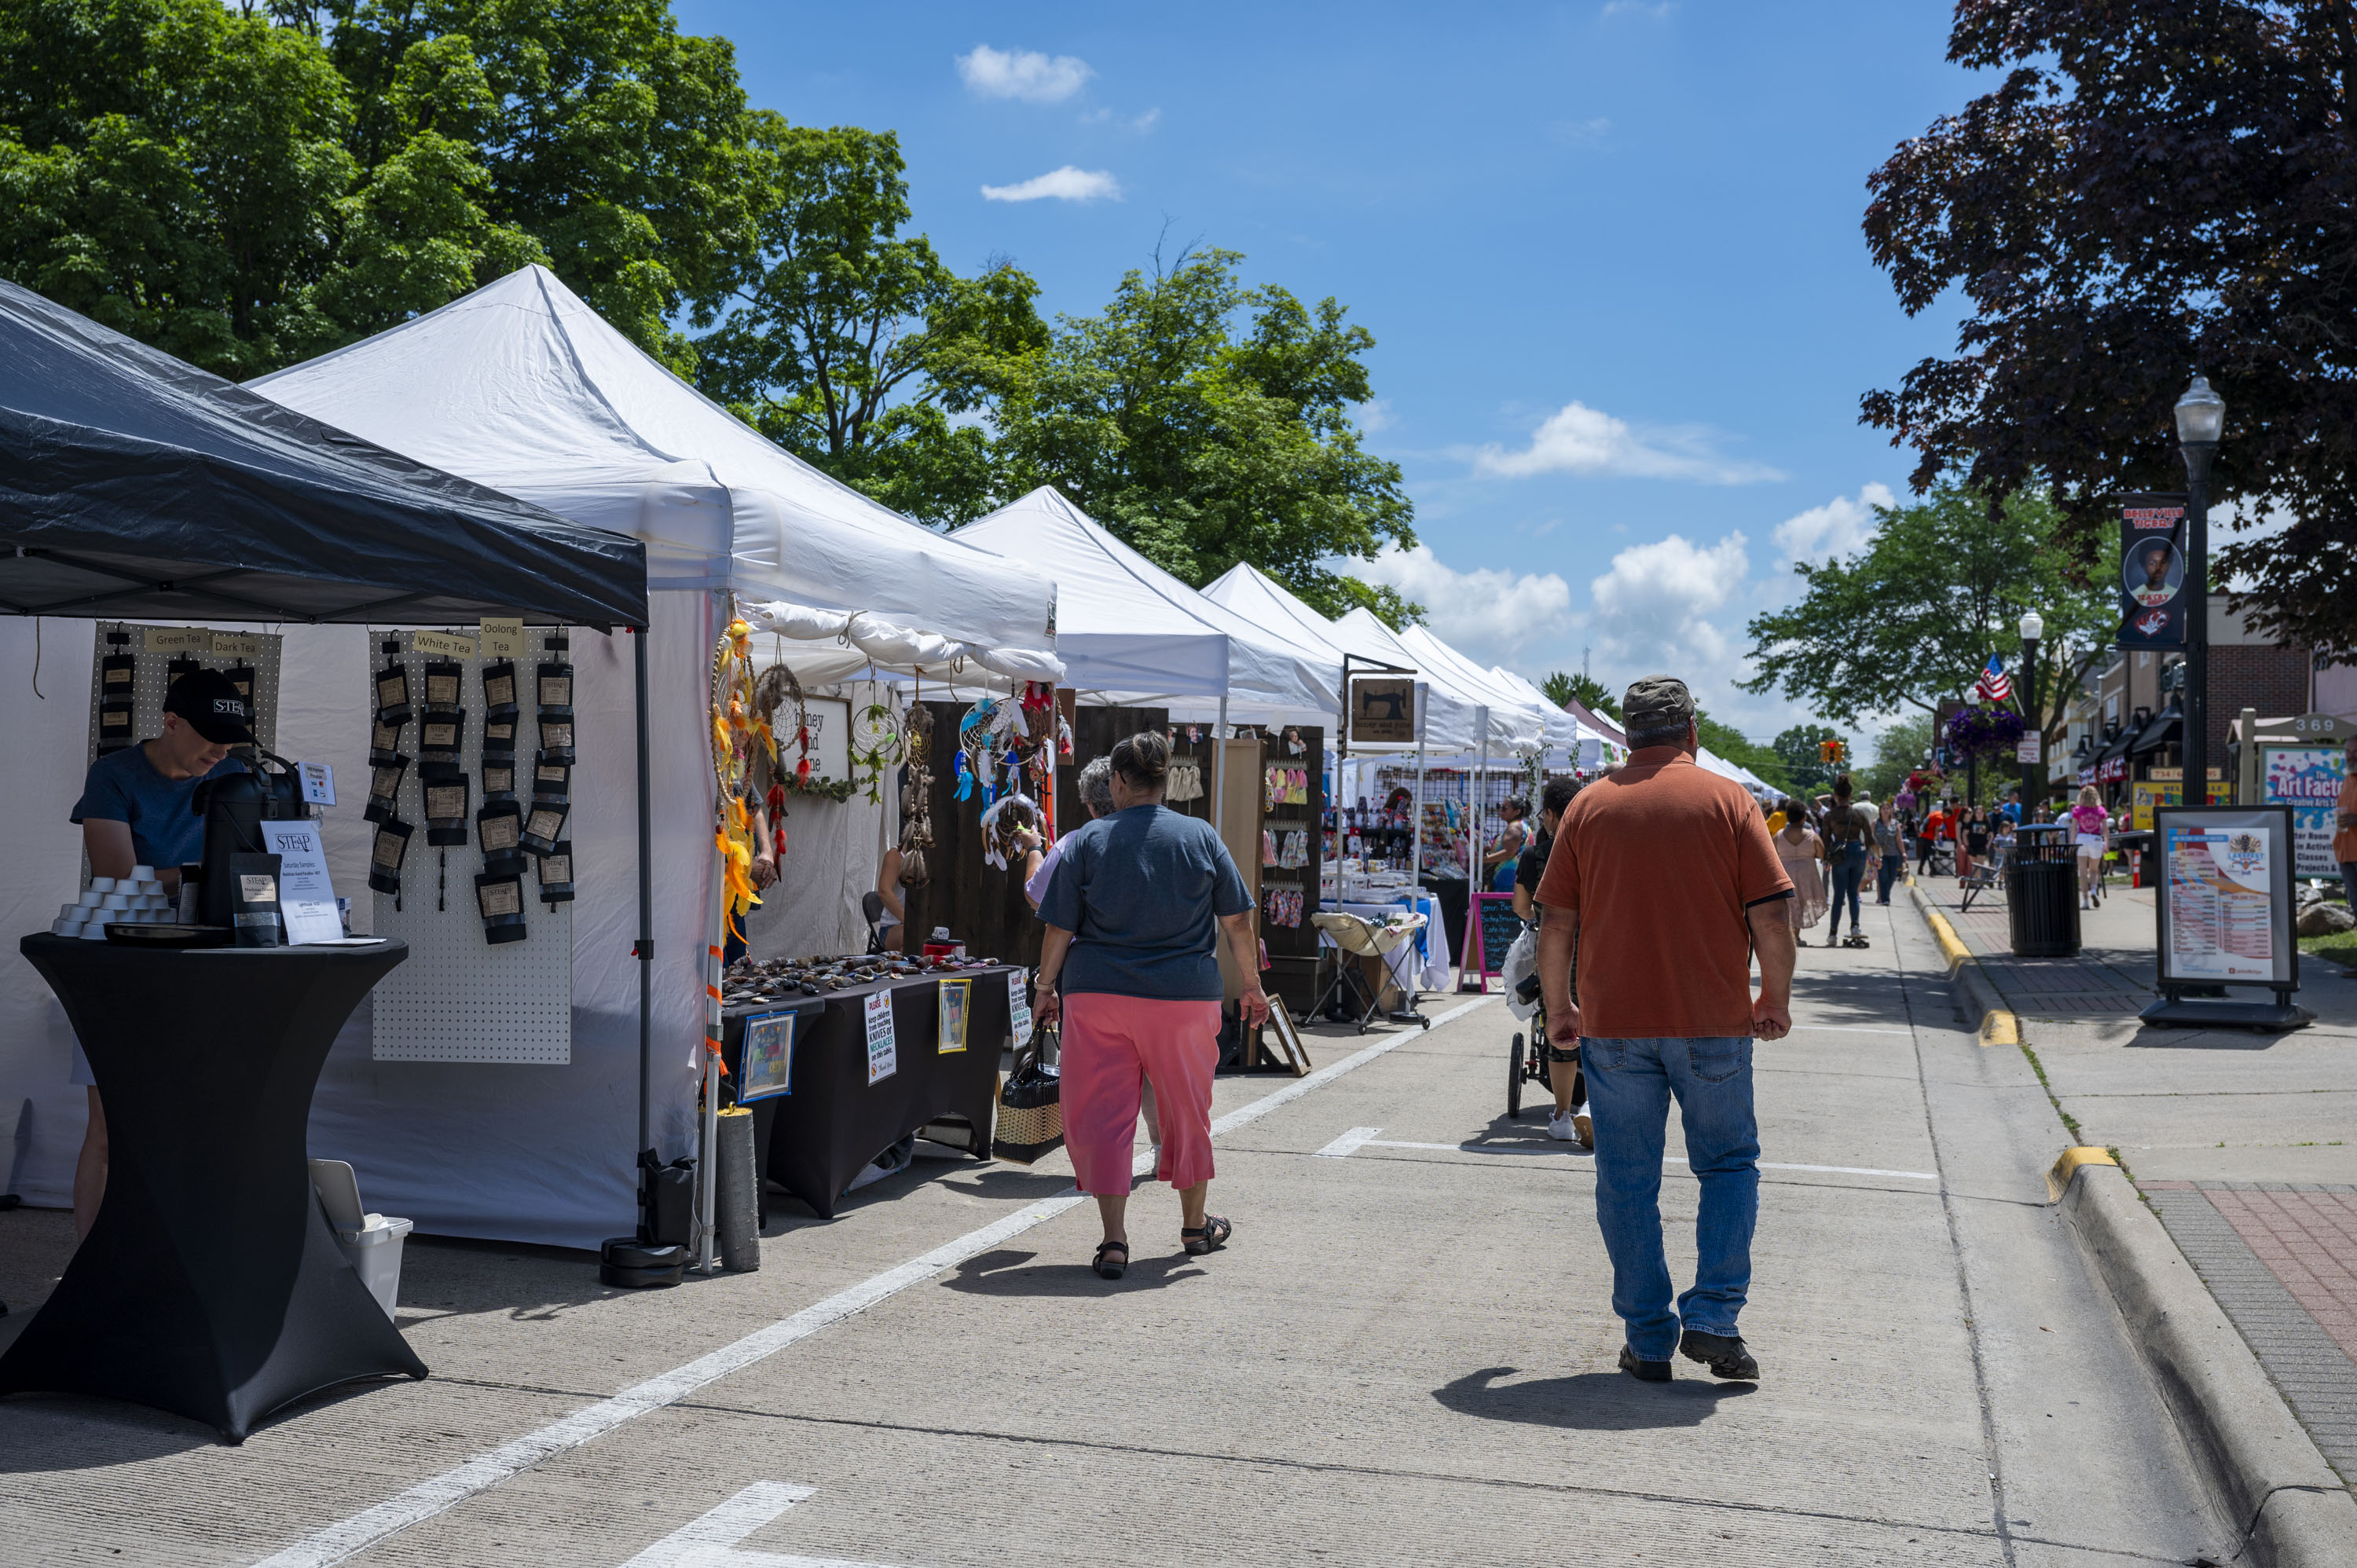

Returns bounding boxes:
[1501,928,1585,1138]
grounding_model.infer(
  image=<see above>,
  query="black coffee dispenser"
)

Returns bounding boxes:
[191,752,306,935]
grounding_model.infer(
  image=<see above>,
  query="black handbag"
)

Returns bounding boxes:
[992,1024,1064,1164]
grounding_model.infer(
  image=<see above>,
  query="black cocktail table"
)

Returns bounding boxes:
[2,936,426,1442]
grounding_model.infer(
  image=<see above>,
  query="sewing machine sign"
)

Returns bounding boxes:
[1350,678,1417,745]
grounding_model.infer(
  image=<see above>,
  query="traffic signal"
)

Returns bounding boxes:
[1818,737,1847,768]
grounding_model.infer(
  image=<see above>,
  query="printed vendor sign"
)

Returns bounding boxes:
[2260,744,2345,879]
[863,989,897,1084]
[2165,823,2278,982]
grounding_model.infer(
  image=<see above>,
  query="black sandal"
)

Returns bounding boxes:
[1092,1240,1129,1280]
[1182,1215,1232,1255]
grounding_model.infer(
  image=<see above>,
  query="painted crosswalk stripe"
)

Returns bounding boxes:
[1351,1138,1936,1181]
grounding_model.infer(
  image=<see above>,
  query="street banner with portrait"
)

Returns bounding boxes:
[2260,745,2346,878]
[2154,805,2296,988]
[2117,493,2189,647]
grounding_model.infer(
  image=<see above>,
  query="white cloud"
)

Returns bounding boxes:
[1470,400,1782,485]
[1771,482,1895,567]
[1549,117,1611,145]
[1585,530,1753,705]
[1353,397,1393,433]
[1083,106,1161,132]
[1601,1,1674,17]
[957,45,1094,104]
[980,167,1124,203]
[1345,543,1573,664]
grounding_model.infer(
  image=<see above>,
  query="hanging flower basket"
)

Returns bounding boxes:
[1945,704,2024,762]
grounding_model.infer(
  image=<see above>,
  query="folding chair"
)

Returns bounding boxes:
[1309,911,1430,1032]
[862,890,885,954]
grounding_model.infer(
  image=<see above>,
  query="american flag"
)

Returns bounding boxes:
[1974,653,2012,703]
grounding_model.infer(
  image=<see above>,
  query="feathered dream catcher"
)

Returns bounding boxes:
[849,698,903,803]
[897,680,936,888]
[710,615,762,948]
[979,793,1039,871]
[750,660,806,856]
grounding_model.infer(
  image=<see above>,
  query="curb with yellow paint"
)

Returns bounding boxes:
[1905,884,2023,1048]
[2044,1143,2118,1203]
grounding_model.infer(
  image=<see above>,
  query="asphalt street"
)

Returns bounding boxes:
[0,893,2233,1566]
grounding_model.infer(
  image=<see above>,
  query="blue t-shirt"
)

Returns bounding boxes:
[1039,803,1253,1000]
[71,744,237,870]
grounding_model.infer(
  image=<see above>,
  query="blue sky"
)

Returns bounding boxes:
[673,0,1983,746]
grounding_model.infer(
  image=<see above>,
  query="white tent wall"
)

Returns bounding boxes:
[0,618,104,1207]
[739,680,895,963]
[300,592,713,1251]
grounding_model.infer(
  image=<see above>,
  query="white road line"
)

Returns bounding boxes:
[620,1479,911,1568]
[1314,1127,1384,1158]
[253,996,1495,1568]
[1353,1139,1936,1181]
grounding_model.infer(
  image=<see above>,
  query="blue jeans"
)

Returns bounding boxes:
[1876,852,1902,903]
[1581,1036,1759,1358]
[1827,844,1868,936]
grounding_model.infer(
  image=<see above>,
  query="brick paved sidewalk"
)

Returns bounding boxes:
[2145,1182,2357,1489]
[1911,873,2154,1017]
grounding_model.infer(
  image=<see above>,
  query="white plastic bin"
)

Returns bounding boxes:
[308,1158,412,1321]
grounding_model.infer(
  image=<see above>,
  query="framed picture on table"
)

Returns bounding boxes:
[739,1010,794,1101]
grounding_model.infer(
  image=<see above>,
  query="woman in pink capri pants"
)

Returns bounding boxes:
[1032,730,1271,1279]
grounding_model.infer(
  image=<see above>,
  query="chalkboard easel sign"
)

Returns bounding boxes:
[1458,892,1523,994]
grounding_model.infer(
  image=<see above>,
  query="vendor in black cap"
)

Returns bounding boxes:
[64,667,252,1241]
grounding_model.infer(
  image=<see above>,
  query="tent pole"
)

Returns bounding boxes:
[1214,694,1229,835]
[634,625,654,1237]
[1472,706,1490,984]
[1411,683,1427,887]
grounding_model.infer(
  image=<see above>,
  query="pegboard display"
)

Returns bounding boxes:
[370,628,574,1064]
[86,622,283,768]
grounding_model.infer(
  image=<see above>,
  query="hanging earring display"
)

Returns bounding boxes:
[375,640,414,727]
[476,797,525,871]
[537,634,575,764]
[365,753,409,825]
[97,631,135,754]
[520,797,570,857]
[368,819,413,895]
[424,773,471,846]
[537,840,575,905]
[474,868,528,943]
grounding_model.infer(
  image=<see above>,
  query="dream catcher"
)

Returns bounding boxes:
[979,793,1039,871]
[956,695,1026,805]
[710,616,761,943]
[897,694,936,888]
[849,699,903,803]
[750,661,808,858]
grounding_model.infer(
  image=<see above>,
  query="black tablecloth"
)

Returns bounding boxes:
[3,936,425,1442]
[722,965,1016,1221]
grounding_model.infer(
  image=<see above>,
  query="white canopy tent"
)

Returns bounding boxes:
[1488,666,1615,767]
[1395,625,1553,757]
[244,267,1064,1249]
[955,486,1335,721]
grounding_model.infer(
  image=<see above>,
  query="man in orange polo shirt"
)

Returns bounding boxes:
[1535,675,1795,1385]
[2336,735,2357,913]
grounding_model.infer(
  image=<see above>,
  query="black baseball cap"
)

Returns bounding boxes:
[163,669,255,744]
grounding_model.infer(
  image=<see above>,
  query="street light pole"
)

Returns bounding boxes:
[2176,374,2226,804]
[2018,610,2043,818]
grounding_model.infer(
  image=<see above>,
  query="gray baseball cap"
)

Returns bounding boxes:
[1622,675,1695,732]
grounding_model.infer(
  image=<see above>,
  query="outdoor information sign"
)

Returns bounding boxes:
[259,819,342,945]
[2117,493,2189,647]
[863,989,897,1084]
[2260,743,2346,879]
[1457,892,1523,994]
[2154,805,2296,990]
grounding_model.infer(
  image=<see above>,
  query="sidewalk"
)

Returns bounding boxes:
[1914,866,2357,1497]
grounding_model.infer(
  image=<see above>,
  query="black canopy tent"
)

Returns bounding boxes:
[0,278,661,1240]
[0,279,645,628]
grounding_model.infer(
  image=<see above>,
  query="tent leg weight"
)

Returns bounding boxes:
[715,1107,761,1271]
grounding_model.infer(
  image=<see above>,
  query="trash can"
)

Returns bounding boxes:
[308,1157,413,1321]
[2006,822,2081,957]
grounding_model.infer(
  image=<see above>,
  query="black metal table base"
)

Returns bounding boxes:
[1,936,424,1442]
[2140,991,2315,1032]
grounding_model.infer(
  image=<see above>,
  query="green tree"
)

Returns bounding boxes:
[0,0,762,376]
[1543,671,1618,718]
[691,120,1047,525]
[1742,482,2114,764]
[1860,713,1934,804]
[1860,2,2357,652]
[1699,713,1788,793]
[1772,724,1842,797]
[1331,578,1422,631]
[984,245,1415,611]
